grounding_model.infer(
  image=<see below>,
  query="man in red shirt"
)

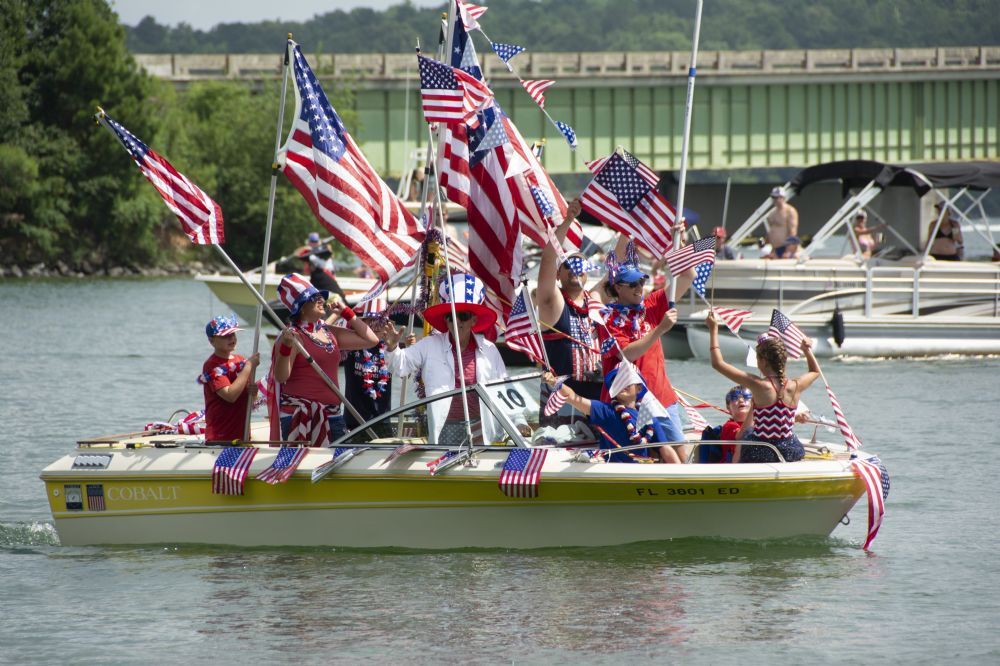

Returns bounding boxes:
[201,315,260,442]
[596,244,692,460]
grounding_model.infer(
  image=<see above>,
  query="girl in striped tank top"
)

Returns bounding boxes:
[705,312,821,463]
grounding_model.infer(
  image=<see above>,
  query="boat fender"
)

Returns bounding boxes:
[830,308,846,347]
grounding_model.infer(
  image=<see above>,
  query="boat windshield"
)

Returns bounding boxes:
[333,372,597,449]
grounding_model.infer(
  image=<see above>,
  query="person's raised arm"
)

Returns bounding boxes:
[273,329,299,383]
[542,371,591,416]
[793,338,821,396]
[620,307,677,362]
[383,322,423,378]
[706,311,757,385]
[327,298,379,350]
[537,200,580,322]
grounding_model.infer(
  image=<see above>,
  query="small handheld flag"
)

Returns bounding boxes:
[768,309,808,359]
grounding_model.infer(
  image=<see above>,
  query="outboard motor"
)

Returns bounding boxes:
[830,306,846,347]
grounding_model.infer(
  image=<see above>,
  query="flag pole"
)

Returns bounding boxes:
[521,277,551,370]
[243,35,293,440]
[668,0,703,306]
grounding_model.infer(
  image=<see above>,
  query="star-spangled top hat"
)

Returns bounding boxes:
[278,273,329,317]
[422,273,497,334]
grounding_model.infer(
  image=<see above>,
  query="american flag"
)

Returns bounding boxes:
[530,185,555,218]
[491,42,525,70]
[98,112,224,245]
[427,450,459,475]
[418,55,493,126]
[86,484,106,512]
[212,447,257,495]
[579,152,676,256]
[458,0,487,30]
[676,395,710,433]
[144,409,206,435]
[585,293,608,325]
[498,448,548,498]
[714,307,752,334]
[851,456,887,550]
[769,309,807,360]
[691,260,714,297]
[255,446,308,484]
[555,120,577,149]
[543,375,570,416]
[505,288,545,365]
[280,43,423,283]
[826,384,863,450]
[356,279,388,315]
[664,237,716,276]
[586,149,659,188]
[520,79,555,109]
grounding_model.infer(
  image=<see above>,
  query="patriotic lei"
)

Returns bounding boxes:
[357,342,390,400]
[613,400,657,449]
[197,359,246,385]
[606,303,645,335]
[297,321,337,353]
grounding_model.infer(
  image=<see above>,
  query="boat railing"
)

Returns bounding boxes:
[683,440,786,464]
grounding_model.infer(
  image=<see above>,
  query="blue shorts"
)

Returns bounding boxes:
[280,414,346,446]
[654,403,685,443]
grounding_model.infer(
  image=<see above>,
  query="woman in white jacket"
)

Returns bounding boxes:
[384,273,509,446]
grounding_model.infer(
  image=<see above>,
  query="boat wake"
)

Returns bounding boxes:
[0,521,59,548]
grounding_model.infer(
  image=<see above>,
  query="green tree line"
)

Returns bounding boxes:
[125,0,999,54]
[0,0,357,271]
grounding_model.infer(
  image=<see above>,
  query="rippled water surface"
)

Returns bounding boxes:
[2,278,998,663]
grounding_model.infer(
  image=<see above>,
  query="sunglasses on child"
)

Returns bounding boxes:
[445,312,474,322]
[726,388,753,403]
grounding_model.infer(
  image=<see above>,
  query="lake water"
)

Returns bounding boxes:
[2,277,998,663]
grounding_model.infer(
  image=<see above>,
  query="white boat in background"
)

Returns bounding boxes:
[39,373,882,549]
[679,160,1000,358]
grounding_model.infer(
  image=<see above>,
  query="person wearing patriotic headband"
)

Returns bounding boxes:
[705,311,821,463]
[535,199,606,425]
[542,362,681,464]
[384,273,520,447]
[597,237,692,462]
[271,274,378,446]
[201,315,260,442]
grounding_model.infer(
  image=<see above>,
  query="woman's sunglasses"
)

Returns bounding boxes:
[445,312,473,322]
[623,279,646,289]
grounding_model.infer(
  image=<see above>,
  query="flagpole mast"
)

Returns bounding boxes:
[243,35,294,440]
[521,277,551,370]
[433,0,476,452]
[668,0,703,306]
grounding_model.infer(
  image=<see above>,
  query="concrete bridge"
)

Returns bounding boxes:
[135,46,1000,179]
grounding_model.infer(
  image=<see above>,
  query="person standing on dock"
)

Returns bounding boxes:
[535,199,605,425]
[200,315,260,442]
[765,187,800,259]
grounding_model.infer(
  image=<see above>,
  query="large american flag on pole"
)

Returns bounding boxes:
[98,112,224,245]
[664,237,716,275]
[504,288,545,365]
[279,42,423,283]
[418,54,493,126]
[579,152,675,256]
[769,309,807,360]
[212,447,257,495]
[498,448,548,498]
[255,446,308,484]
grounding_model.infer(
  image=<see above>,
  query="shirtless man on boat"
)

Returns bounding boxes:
[765,187,800,259]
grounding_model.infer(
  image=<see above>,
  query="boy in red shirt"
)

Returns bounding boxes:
[201,315,260,442]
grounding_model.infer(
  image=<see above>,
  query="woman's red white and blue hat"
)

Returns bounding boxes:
[423,272,497,333]
[205,314,242,338]
[278,273,329,317]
